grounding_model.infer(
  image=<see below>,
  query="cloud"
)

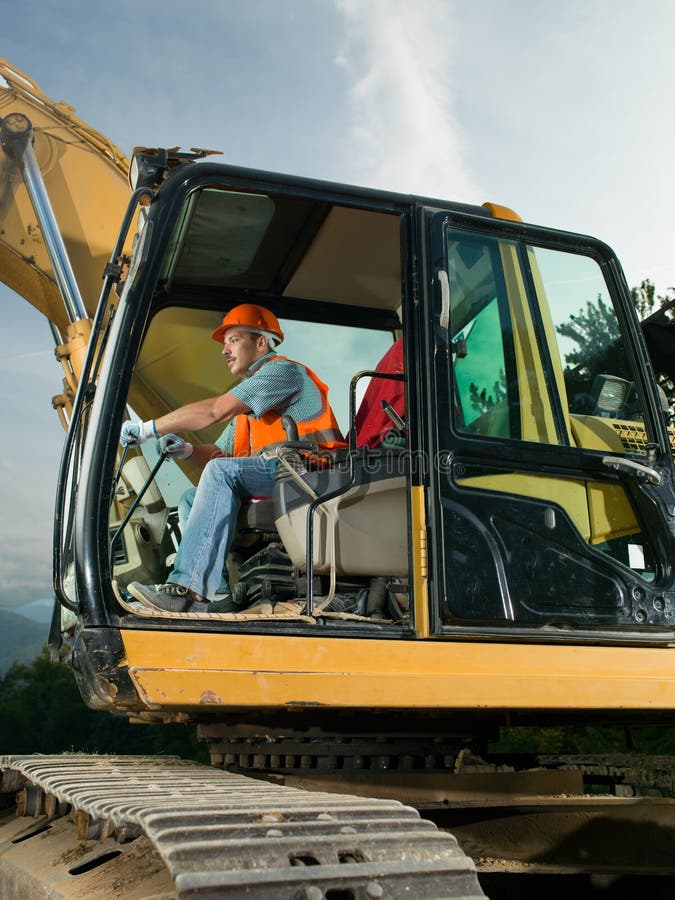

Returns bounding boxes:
[0,435,57,599]
[0,535,52,596]
[336,0,479,201]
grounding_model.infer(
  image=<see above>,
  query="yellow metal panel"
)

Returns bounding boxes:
[121,629,675,712]
[457,473,591,542]
[569,415,627,453]
[524,247,574,445]
[499,244,559,444]
[410,485,429,638]
[569,416,640,542]
[586,482,640,544]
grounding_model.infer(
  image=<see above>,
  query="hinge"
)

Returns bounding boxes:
[418,526,428,579]
[103,255,130,283]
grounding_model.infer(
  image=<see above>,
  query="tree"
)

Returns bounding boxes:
[555,280,674,421]
[0,648,207,759]
[554,294,628,415]
[632,279,675,419]
[469,369,506,416]
[556,294,621,375]
[631,278,662,318]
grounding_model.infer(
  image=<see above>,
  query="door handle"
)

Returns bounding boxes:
[437,269,450,331]
[601,455,662,485]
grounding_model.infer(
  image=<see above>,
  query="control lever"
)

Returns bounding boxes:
[381,400,406,433]
[109,448,169,568]
[281,414,299,441]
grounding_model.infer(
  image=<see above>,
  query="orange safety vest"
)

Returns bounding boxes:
[231,355,346,457]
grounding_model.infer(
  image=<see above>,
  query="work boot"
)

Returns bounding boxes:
[207,593,238,613]
[127,582,209,613]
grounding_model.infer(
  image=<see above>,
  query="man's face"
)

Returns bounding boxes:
[221,328,268,377]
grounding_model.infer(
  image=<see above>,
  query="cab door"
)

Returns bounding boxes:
[420,209,675,638]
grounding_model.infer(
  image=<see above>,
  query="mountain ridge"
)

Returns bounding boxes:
[0,608,48,674]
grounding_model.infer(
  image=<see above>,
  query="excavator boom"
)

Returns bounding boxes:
[0,59,131,332]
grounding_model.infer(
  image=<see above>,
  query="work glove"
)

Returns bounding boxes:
[120,419,157,446]
[158,433,194,460]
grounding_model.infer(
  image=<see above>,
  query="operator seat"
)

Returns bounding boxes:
[273,339,408,579]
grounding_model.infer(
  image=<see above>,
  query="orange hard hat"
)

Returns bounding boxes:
[211,304,284,345]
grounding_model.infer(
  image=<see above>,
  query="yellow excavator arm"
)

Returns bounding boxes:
[0,58,131,327]
[0,59,133,424]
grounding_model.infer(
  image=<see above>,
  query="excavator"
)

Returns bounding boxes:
[1,57,675,898]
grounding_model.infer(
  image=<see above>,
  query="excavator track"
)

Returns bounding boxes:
[0,754,485,899]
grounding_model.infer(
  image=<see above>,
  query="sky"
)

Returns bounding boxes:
[2,0,675,614]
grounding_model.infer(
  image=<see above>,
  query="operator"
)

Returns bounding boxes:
[119,303,346,613]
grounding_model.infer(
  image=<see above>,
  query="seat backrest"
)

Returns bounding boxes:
[354,338,405,448]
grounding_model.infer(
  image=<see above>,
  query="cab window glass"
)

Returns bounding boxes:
[447,228,648,455]
[529,247,647,454]
[448,231,557,444]
[453,295,511,437]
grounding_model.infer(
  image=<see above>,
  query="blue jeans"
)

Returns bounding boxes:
[177,487,229,594]
[169,456,278,599]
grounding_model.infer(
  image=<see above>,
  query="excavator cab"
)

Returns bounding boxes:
[44,150,675,733]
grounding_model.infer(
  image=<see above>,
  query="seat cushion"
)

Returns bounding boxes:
[238,497,277,531]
